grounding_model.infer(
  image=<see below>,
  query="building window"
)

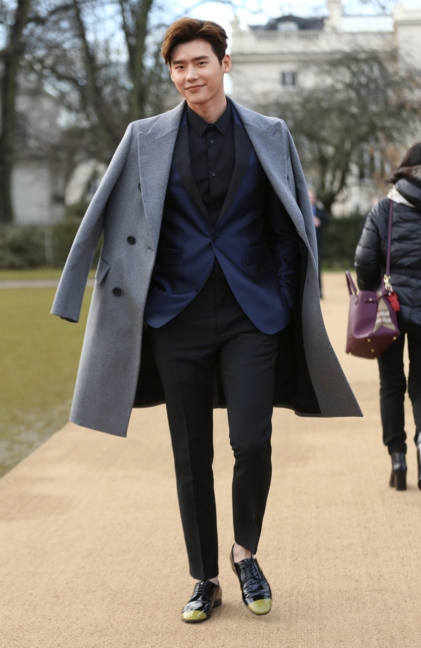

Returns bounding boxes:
[277,21,298,31]
[281,72,297,88]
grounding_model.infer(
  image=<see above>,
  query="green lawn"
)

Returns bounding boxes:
[0,287,92,477]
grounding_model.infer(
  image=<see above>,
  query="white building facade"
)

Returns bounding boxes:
[10,90,66,225]
[230,1,421,213]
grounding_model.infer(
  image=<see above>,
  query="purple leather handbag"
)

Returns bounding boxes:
[345,202,400,359]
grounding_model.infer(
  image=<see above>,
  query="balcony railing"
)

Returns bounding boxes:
[255,31,321,42]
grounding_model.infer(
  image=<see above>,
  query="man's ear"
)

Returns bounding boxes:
[222,54,232,74]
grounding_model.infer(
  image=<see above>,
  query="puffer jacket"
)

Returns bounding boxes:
[355,176,421,326]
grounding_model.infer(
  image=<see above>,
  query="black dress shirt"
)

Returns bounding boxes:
[187,101,235,227]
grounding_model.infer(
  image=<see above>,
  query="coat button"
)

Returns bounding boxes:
[138,183,141,192]
[212,235,219,242]
[113,288,122,296]
[127,236,136,245]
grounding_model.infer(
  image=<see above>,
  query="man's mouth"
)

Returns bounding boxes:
[186,85,204,90]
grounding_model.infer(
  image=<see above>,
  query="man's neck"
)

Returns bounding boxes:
[186,93,228,125]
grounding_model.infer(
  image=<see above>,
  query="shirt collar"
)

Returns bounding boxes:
[187,100,232,137]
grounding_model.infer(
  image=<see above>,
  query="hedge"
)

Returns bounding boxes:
[0,218,83,269]
[0,214,365,270]
[322,214,365,269]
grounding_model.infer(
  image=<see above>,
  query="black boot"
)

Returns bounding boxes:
[389,452,407,491]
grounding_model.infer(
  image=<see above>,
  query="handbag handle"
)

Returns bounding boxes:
[345,271,358,297]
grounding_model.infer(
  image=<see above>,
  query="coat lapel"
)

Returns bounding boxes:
[137,102,184,249]
[232,101,308,241]
[137,99,308,248]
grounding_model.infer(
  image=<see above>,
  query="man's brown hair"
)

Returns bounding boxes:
[161,18,228,65]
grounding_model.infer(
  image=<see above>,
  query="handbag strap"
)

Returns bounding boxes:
[345,271,358,297]
[385,200,394,285]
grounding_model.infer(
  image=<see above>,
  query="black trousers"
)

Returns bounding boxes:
[149,275,279,580]
[377,321,421,454]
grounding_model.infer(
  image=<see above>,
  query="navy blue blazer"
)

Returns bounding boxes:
[144,103,299,335]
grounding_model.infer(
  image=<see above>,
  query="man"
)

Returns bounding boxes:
[52,18,361,623]
[308,189,329,297]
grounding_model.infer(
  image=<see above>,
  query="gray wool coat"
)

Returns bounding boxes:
[51,99,362,436]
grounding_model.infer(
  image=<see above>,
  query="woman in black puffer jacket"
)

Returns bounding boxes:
[355,143,421,491]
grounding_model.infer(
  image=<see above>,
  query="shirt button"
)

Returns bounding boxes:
[127,236,136,245]
[112,288,122,297]
[211,172,216,177]
[210,140,214,144]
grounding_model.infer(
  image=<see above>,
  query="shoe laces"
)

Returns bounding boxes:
[194,580,215,597]
[240,558,262,586]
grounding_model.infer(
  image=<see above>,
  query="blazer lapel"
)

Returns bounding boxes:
[173,121,209,221]
[232,101,307,241]
[137,103,184,249]
[215,118,252,226]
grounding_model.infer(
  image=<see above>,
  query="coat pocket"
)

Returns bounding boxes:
[156,247,182,266]
[95,256,110,284]
[245,243,271,266]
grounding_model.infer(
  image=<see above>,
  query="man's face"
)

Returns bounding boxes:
[308,190,316,206]
[170,39,231,106]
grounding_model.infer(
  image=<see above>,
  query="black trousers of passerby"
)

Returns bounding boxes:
[149,274,279,580]
[377,321,421,454]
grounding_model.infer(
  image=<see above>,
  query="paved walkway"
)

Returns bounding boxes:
[0,279,94,289]
[1,273,421,647]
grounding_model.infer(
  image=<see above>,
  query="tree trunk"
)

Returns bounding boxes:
[0,0,32,224]
[72,0,121,151]
[128,0,154,122]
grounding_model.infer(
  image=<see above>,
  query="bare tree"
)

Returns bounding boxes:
[264,50,421,213]
[0,0,174,223]
[1,0,238,220]
[24,0,173,164]
[0,0,33,223]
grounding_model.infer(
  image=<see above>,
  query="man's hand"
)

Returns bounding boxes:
[314,216,321,229]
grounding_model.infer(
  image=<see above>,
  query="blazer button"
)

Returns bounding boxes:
[212,235,219,242]
[113,288,122,296]
[127,236,136,245]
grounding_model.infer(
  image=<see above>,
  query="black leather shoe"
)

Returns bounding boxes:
[389,452,407,491]
[181,580,222,623]
[230,546,272,615]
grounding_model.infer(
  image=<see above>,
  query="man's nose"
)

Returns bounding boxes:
[186,65,199,81]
